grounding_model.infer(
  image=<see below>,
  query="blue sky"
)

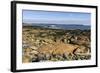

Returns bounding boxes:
[23,10,91,25]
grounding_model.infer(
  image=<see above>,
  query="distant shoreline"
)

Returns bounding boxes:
[23,23,91,30]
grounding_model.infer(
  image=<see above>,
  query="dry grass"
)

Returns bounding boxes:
[22,26,91,63]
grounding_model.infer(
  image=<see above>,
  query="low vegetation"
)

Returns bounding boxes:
[22,26,91,63]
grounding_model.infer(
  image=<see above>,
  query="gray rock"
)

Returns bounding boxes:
[37,53,45,61]
[45,53,51,60]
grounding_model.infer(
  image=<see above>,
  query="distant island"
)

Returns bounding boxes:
[23,23,91,30]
